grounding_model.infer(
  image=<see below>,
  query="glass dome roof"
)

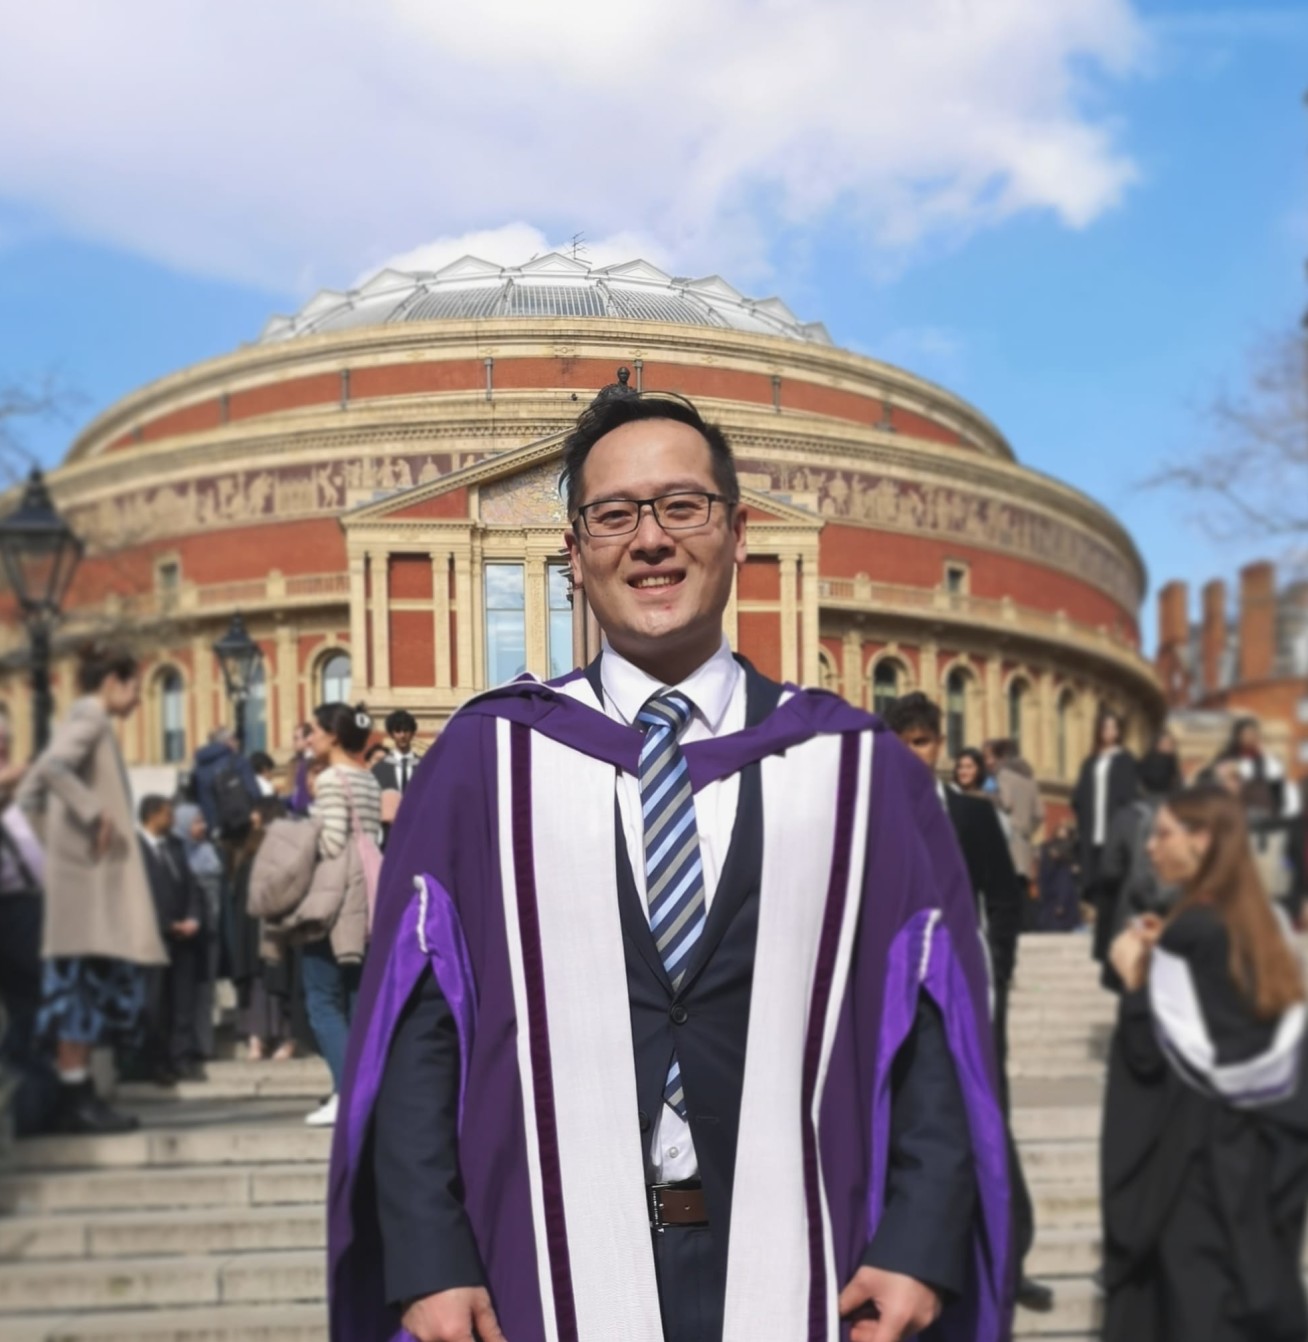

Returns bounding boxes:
[260,254,833,346]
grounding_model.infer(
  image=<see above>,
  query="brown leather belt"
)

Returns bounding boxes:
[648,1181,708,1230]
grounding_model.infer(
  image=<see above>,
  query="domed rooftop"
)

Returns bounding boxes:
[260,253,833,346]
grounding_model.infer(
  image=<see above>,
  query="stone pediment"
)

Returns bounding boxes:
[342,430,823,533]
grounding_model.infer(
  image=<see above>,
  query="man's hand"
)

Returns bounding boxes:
[401,1286,506,1342]
[94,811,117,859]
[171,919,200,940]
[839,1265,942,1342]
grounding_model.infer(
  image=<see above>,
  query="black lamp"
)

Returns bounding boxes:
[212,613,263,749]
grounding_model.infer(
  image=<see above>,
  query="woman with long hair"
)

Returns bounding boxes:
[301,702,383,1127]
[1101,785,1308,1340]
[951,747,988,795]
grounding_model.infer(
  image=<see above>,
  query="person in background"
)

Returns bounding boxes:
[1102,785,1308,1340]
[1218,717,1300,819]
[371,710,422,798]
[302,701,383,1128]
[173,801,226,1059]
[18,644,166,1135]
[231,796,297,1062]
[250,751,279,798]
[1036,823,1082,932]
[952,746,989,796]
[987,738,1045,923]
[1072,708,1139,972]
[192,727,260,841]
[137,795,207,1084]
[1097,746,1182,985]
[885,692,1052,1314]
[288,723,316,815]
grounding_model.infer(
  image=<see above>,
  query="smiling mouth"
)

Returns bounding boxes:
[629,573,684,590]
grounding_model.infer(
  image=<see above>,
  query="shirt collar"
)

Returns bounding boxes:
[599,636,740,733]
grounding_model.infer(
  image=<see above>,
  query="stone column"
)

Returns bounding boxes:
[842,629,863,706]
[453,550,475,690]
[348,550,368,693]
[984,655,1003,742]
[724,568,739,648]
[525,555,548,678]
[432,552,452,689]
[1036,669,1056,775]
[779,553,799,684]
[800,548,820,687]
[275,623,297,753]
[370,550,392,692]
[918,640,939,703]
[191,634,215,746]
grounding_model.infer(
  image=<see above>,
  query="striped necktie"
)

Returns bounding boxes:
[636,690,706,1120]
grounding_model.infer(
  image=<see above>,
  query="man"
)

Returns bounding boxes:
[884,695,1051,1315]
[372,710,422,798]
[137,795,207,1083]
[191,727,260,839]
[328,394,1010,1342]
[985,738,1044,912]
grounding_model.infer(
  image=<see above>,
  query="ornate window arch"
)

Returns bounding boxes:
[869,654,910,717]
[1005,671,1034,757]
[1056,686,1078,781]
[316,649,352,705]
[941,659,979,761]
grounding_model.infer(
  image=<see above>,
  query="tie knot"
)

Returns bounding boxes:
[637,690,693,738]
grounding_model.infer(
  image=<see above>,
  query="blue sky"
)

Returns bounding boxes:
[0,0,1304,645]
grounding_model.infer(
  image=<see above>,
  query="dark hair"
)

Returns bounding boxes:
[882,691,941,737]
[1223,716,1261,757]
[1093,706,1125,750]
[385,709,418,736]
[77,642,139,694]
[1138,749,1180,796]
[559,394,740,518]
[249,750,275,775]
[988,737,1016,762]
[313,701,373,756]
[138,794,171,826]
[953,748,988,788]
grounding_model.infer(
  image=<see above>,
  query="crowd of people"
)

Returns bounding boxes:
[0,647,426,1138]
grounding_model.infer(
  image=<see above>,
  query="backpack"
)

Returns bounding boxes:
[212,762,254,835]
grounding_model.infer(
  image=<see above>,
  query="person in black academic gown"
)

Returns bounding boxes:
[1071,707,1138,968]
[886,692,1054,1315]
[1102,784,1308,1341]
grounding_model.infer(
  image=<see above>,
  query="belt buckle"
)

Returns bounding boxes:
[648,1182,670,1234]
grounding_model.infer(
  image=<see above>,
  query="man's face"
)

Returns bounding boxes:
[392,729,415,754]
[563,419,746,677]
[148,804,174,836]
[897,727,943,772]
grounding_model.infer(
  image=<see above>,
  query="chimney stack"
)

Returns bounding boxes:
[1156,581,1191,705]
[1238,561,1277,683]
[1201,579,1227,694]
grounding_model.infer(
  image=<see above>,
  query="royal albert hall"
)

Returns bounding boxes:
[2,254,1164,800]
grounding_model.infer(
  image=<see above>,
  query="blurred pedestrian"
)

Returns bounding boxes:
[1218,716,1299,819]
[301,701,383,1127]
[288,723,315,816]
[173,801,225,1058]
[951,746,989,795]
[231,796,297,1061]
[1072,708,1139,969]
[1102,785,1308,1340]
[18,643,166,1134]
[1036,823,1082,931]
[250,750,279,798]
[987,738,1045,926]
[372,709,422,845]
[137,795,207,1083]
[192,726,260,841]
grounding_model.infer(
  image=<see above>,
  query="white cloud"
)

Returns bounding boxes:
[0,0,1147,296]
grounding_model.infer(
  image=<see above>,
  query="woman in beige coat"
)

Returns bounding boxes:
[18,643,167,1134]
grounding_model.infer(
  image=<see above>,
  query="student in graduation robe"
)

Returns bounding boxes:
[1102,784,1308,1342]
[327,391,1011,1342]
[884,693,1051,1316]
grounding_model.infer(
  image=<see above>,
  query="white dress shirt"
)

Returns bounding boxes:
[562,636,745,1183]
[388,751,418,795]
[1092,748,1119,847]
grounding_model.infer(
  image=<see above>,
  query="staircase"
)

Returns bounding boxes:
[0,932,1113,1340]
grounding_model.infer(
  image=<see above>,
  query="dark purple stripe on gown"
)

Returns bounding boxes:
[509,722,580,1342]
[801,733,862,1341]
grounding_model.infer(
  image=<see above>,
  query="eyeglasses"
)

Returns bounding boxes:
[574,491,736,538]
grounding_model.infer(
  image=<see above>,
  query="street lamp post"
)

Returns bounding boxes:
[212,613,263,752]
[0,468,85,755]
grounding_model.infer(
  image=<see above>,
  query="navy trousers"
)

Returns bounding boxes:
[652,1225,724,1342]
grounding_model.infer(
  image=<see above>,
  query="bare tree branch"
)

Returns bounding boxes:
[0,371,86,482]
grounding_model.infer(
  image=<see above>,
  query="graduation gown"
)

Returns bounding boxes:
[327,669,1011,1342]
[1102,905,1308,1341]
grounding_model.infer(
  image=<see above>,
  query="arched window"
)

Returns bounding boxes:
[319,652,351,704]
[872,660,902,716]
[241,662,268,755]
[946,667,971,760]
[1056,690,1075,780]
[159,668,186,763]
[1007,678,1030,755]
[817,649,839,693]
